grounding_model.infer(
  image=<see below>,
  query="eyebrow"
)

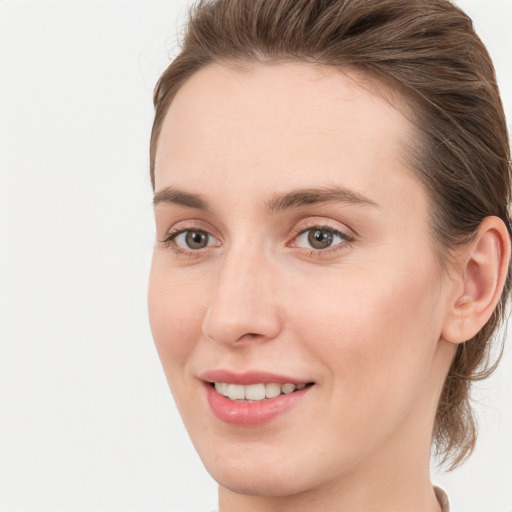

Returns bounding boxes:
[153,186,211,211]
[265,185,379,213]
[152,185,379,213]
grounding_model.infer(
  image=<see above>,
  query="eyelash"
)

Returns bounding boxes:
[289,223,354,257]
[160,222,354,258]
[160,227,216,257]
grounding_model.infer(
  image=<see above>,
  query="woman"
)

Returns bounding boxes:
[147,1,511,510]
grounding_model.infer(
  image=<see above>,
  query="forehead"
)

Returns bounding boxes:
[154,61,420,204]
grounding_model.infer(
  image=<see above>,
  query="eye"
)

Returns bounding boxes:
[294,227,350,250]
[173,229,215,250]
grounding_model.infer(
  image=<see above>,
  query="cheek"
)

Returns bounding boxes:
[147,257,208,376]
[288,260,443,396]
[282,264,445,458]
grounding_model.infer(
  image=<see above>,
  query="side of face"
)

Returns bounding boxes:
[148,62,458,498]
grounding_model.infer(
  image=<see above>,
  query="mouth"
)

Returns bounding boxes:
[201,370,316,426]
[211,381,314,402]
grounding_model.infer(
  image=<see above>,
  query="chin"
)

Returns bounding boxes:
[205,460,315,497]
[194,433,342,499]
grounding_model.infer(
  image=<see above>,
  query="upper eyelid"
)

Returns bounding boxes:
[294,223,346,234]
[295,226,350,238]
[291,218,355,237]
[161,219,219,236]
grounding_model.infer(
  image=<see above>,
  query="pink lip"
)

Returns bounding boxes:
[200,369,310,385]
[201,370,314,426]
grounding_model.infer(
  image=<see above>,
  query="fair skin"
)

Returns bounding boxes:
[148,62,509,512]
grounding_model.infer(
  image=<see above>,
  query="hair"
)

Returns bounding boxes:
[150,0,511,468]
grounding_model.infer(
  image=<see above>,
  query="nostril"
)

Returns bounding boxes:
[233,332,262,343]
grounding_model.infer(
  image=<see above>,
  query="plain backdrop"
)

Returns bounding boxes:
[0,1,511,511]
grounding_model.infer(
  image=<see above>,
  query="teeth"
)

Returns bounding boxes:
[245,383,266,400]
[227,384,245,400]
[281,383,296,394]
[215,382,229,395]
[214,382,307,401]
[265,383,281,398]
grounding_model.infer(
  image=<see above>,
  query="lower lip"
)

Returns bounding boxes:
[205,384,312,426]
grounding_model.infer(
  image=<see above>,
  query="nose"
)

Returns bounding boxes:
[201,248,282,347]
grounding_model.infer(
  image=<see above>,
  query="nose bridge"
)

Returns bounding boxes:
[202,237,280,346]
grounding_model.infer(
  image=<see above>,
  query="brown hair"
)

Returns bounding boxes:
[150,0,511,468]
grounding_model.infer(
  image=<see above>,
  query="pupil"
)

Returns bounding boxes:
[308,229,333,249]
[186,230,208,249]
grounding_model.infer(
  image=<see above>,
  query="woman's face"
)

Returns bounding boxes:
[148,63,456,498]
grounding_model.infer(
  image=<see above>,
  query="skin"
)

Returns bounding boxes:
[148,62,467,512]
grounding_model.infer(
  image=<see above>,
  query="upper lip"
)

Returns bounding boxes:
[200,369,312,386]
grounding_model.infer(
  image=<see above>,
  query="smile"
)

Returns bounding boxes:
[202,371,315,426]
[213,382,309,401]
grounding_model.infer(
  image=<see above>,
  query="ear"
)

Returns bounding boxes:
[442,216,511,345]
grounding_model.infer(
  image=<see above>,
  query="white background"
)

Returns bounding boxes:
[0,1,511,511]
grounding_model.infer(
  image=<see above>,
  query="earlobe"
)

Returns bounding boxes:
[442,216,511,345]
